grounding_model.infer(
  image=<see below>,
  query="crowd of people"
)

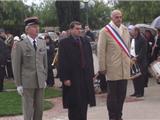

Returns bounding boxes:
[1,9,160,120]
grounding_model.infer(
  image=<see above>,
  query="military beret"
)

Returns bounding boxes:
[24,16,39,26]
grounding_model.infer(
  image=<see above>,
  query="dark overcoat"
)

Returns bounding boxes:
[135,34,148,75]
[58,35,96,108]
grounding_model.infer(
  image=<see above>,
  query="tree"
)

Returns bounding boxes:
[114,1,160,24]
[0,0,33,35]
[80,0,111,29]
[32,0,58,28]
[55,1,80,31]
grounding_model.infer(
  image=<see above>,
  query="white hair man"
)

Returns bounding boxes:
[11,16,47,120]
[97,9,130,120]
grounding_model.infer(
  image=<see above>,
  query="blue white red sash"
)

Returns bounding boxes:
[105,24,131,58]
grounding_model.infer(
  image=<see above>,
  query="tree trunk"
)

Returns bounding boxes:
[55,1,80,31]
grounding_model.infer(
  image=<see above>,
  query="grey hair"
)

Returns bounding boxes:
[25,26,29,33]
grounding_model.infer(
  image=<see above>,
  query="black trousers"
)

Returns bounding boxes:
[46,68,54,87]
[6,60,13,78]
[68,103,88,120]
[133,75,145,96]
[107,80,127,120]
[0,66,5,91]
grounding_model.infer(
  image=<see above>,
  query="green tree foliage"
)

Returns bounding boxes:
[81,0,111,29]
[32,0,58,28]
[114,1,160,24]
[0,0,32,35]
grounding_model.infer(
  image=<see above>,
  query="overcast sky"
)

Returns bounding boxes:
[23,0,43,6]
[23,0,110,6]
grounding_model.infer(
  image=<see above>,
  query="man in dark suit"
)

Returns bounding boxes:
[0,28,7,92]
[58,21,96,120]
[130,27,147,97]
[11,17,48,120]
[85,25,95,42]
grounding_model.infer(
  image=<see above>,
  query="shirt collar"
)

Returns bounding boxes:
[27,35,37,45]
[109,21,123,36]
[72,35,80,40]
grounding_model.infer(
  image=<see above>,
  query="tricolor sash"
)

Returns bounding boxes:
[105,24,131,58]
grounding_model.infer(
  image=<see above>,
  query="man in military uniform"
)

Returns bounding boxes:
[11,16,48,120]
[0,28,7,92]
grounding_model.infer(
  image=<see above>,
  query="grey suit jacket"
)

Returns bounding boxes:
[11,36,48,88]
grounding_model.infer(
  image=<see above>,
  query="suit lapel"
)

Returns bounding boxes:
[36,38,41,51]
[69,35,79,49]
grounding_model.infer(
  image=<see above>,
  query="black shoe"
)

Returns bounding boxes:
[130,93,136,97]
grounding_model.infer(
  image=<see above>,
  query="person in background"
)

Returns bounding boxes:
[45,34,55,87]
[94,71,107,93]
[5,34,14,79]
[130,26,147,97]
[144,30,156,86]
[0,28,7,92]
[58,21,96,120]
[97,10,130,120]
[85,25,95,42]
[145,30,155,64]
[154,29,160,59]
[11,16,47,120]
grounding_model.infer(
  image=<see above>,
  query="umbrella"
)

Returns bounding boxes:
[151,16,160,29]
[135,24,157,36]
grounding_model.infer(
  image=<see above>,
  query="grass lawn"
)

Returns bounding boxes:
[0,80,62,116]
[4,80,16,89]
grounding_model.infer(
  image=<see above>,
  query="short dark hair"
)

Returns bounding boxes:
[69,21,81,29]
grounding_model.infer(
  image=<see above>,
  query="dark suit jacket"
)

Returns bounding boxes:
[135,34,147,74]
[0,37,7,66]
[58,35,96,108]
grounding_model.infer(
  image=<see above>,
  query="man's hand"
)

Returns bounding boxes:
[17,86,23,96]
[131,57,137,62]
[131,57,137,66]
[64,80,71,87]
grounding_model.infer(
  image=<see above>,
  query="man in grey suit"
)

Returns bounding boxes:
[11,16,48,120]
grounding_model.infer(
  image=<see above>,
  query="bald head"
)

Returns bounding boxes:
[111,10,122,18]
[110,9,122,27]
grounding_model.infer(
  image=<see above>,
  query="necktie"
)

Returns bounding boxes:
[33,40,37,51]
[77,38,85,68]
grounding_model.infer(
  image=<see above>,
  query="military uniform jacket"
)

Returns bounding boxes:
[97,22,130,80]
[11,36,48,88]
